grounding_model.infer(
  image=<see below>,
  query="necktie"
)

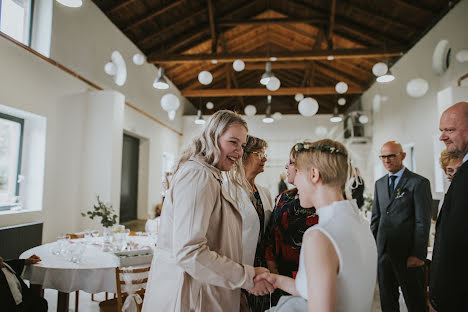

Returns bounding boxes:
[389,175,397,197]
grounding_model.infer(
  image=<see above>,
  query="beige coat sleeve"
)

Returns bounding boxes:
[171,167,255,290]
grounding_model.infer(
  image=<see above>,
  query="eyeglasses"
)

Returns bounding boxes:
[251,151,267,159]
[379,152,402,160]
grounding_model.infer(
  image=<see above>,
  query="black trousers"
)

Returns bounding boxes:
[378,253,427,312]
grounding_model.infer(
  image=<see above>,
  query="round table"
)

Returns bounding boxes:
[20,235,156,311]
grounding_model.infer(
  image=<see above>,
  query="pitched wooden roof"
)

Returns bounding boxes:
[91,0,458,115]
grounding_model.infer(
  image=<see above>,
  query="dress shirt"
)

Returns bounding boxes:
[463,152,468,164]
[388,167,405,191]
[2,263,23,305]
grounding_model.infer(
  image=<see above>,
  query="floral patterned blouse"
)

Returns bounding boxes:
[265,188,319,278]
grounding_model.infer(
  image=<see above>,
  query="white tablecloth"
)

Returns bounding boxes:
[20,236,156,294]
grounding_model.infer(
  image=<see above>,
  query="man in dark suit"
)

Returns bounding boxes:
[371,141,432,312]
[0,255,48,312]
[430,101,468,312]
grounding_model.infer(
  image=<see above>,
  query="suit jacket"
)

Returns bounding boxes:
[0,259,28,312]
[371,168,432,260]
[430,159,468,311]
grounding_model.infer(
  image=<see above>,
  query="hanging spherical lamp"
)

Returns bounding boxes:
[132,53,146,65]
[273,112,282,120]
[298,97,319,117]
[161,93,180,112]
[206,102,214,109]
[315,126,328,137]
[338,98,346,106]
[266,77,281,91]
[198,71,213,85]
[335,82,348,94]
[244,105,257,116]
[372,62,388,77]
[406,78,429,98]
[294,93,304,102]
[233,60,245,72]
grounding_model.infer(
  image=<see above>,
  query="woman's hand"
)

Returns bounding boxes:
[25,254,41,265]
[248,267,274,296]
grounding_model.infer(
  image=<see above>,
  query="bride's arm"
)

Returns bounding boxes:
[253,272,299,296]
[303,229,339,312]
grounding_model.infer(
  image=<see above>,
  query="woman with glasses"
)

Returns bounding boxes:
[226,135,273,312]
[264,145,319,306]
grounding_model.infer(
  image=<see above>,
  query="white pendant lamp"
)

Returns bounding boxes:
[330,106,342,123]
[376,70,395,83]
[338,98,346,106]
[298,97,319,117]
[198,71,213,85]
[153,67,169,89]
[294,93,304,102]
[132,53,146,65]
[315,126,328,137]
[273,112,282,120]
[358,115,369,124]
[260,62,274,85]
[263,103,274,123]
[56,0,82,7]
[194,109,206,125]
[266,76,281,91]
[161,93,180,120]
[335,82,348,94]
[244,105,257,116]
[372,62,388,77]
[206,102,214,109]
[406,78,429,98]
[104,51,127,86]
[233,60,245,72]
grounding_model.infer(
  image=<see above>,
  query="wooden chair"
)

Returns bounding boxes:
[99,266,151,312]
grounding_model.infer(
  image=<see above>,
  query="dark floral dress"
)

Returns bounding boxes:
[245,190,270,312]
[264,188,319,305]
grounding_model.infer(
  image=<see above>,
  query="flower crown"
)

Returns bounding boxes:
[294,142,347,157]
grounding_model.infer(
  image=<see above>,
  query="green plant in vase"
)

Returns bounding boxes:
[81,196,118,228]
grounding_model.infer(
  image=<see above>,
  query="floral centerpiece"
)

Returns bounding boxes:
[81,196,118,228]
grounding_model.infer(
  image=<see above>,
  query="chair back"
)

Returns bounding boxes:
[115,265,151,312]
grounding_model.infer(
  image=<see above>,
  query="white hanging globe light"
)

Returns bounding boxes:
[244,105,257,116]
[294,93,304,102]
[104,62,116,75]
[168,110,176,120]
[359,115,369,124]
[315,126,328,137]
[206,102,214,109]
[161,93,180,112]
[338,98,346,106]
[298,97,319,117]
[406,78,429,98]
[198,71,213,85]
[233,60,245,72]
[132,53,146,65]
[266,77,281,91]
[456,50,468,63]
[273,112,282,120]
[335,82,348,94]
[372,62,388,77]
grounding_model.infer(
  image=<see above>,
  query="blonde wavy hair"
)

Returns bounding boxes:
[295,139,350,193]
[439,149,462,174]
[173,110,248,188]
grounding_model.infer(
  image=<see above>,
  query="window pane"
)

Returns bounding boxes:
[0,116,22,207]
[0,0,31,44]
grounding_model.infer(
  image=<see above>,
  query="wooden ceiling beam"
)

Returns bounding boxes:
[207,0,217,53]
[148,47,404,63]
[182,86,364,97]
[123,0,185,32]
[244,62,310,70]
[218,17,328,26]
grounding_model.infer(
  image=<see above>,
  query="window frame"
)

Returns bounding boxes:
[0,0,34,46]
[0,112,24,211]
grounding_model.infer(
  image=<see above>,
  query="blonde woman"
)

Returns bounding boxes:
[143,110,272,312]
[254,139,377,312]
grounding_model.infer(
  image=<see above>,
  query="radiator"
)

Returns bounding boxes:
[0,222,43,259]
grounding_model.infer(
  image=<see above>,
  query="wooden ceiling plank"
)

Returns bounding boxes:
[327,0,336,48]
[123,0,185,32]
[107,0,138,15]
[218,17,328,26]
[182,86,364,97]
[148,47,404,63]
[207,0,217,53]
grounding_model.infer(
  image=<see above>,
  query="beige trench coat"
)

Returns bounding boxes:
[142,157,255,312]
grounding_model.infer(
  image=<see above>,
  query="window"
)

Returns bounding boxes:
[0,112,24,211]
[0,0,33,45]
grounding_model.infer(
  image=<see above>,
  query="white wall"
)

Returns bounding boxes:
[0,1,182,242]
[362,0,468,197]
[181,114,372,201]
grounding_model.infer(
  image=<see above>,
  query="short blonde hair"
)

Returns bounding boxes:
[440,149,462,173]
[295,139,349,191]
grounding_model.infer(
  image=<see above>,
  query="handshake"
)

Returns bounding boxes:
[248,267,279,296]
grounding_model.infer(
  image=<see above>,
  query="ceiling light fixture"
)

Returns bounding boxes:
[244,105,257,116]
[376,69,395,83]
[338,98,346,106]
[194,109,206,125]
[56,0,82,7]
[298,97,319,117]
[132,53,146,65]
[153,67,169,89]
[233,59,245,72]
[263,96,274,123]
[104,51,127,86]
[327,56,335,60]
[198,71,213,85]
[260,62,274,85]
[335,82,348,94]
[372,62,388,77]
[161,93,180,120]
[330,106,342,123]
[206,102,214,109]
